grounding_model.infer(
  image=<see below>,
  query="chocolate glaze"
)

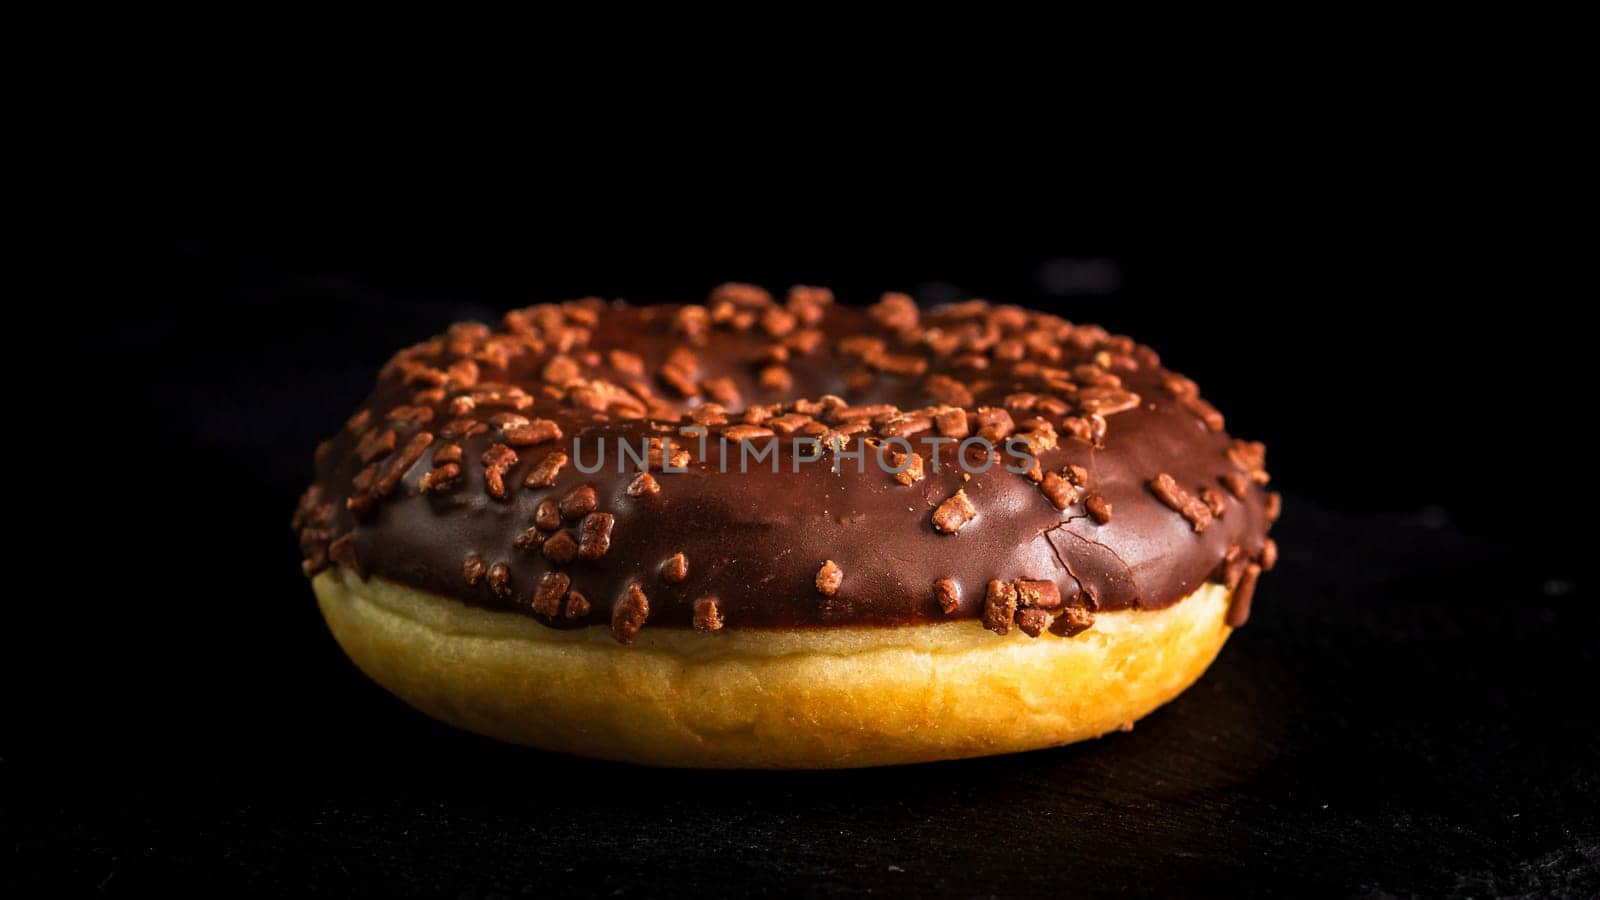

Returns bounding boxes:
[295,290,1277,634]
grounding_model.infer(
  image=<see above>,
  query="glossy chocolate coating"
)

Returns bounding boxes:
[295,292,1276,632]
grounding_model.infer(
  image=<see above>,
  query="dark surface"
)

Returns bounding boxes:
[10,240,1594,896]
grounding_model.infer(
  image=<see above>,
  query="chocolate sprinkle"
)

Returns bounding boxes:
[559,485,598,520]
[534,499,562,531]
[355,428,396,465]
[1055,606,1095,637]
[1228,563,1262,627]
[1015,579,1062,609]
[934,407,970,439]
[1149,473,1213,533]
[542,530,578,565]
[487,563,513,600]
[1085,494,1112,524]
[932,490,978,534]
[419,464,461,494]
[578,513,615,561]
[1016,607,1051,638]
[462,554,486,587]
[1040,472,1077,510]
[626,472,661,497]
[513,527,545,551]
[327,534,363,578]
[480,444,518,500]
[505,418,562,448]
[661,552,689,584]
[532,571,569,617]
[816,560,844,596]
[983,580,1018,635]
[693,597,724,632]
[524,451,568,488]
[612,584,649,644]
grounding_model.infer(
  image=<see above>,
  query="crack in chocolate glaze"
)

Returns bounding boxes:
[293,288,1279,637]
[1041,523,1087,599]
[1045,521,1141,608]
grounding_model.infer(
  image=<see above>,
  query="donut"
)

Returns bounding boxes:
[294,285,1280,768]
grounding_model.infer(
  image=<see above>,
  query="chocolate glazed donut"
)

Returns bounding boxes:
[294,285,1280,768]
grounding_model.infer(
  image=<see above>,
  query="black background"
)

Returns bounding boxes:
[11,215,1594,897]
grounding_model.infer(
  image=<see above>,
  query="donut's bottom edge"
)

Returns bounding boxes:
[313,568,1233,769]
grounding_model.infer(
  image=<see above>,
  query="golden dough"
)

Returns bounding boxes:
[315,568,1233,768]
